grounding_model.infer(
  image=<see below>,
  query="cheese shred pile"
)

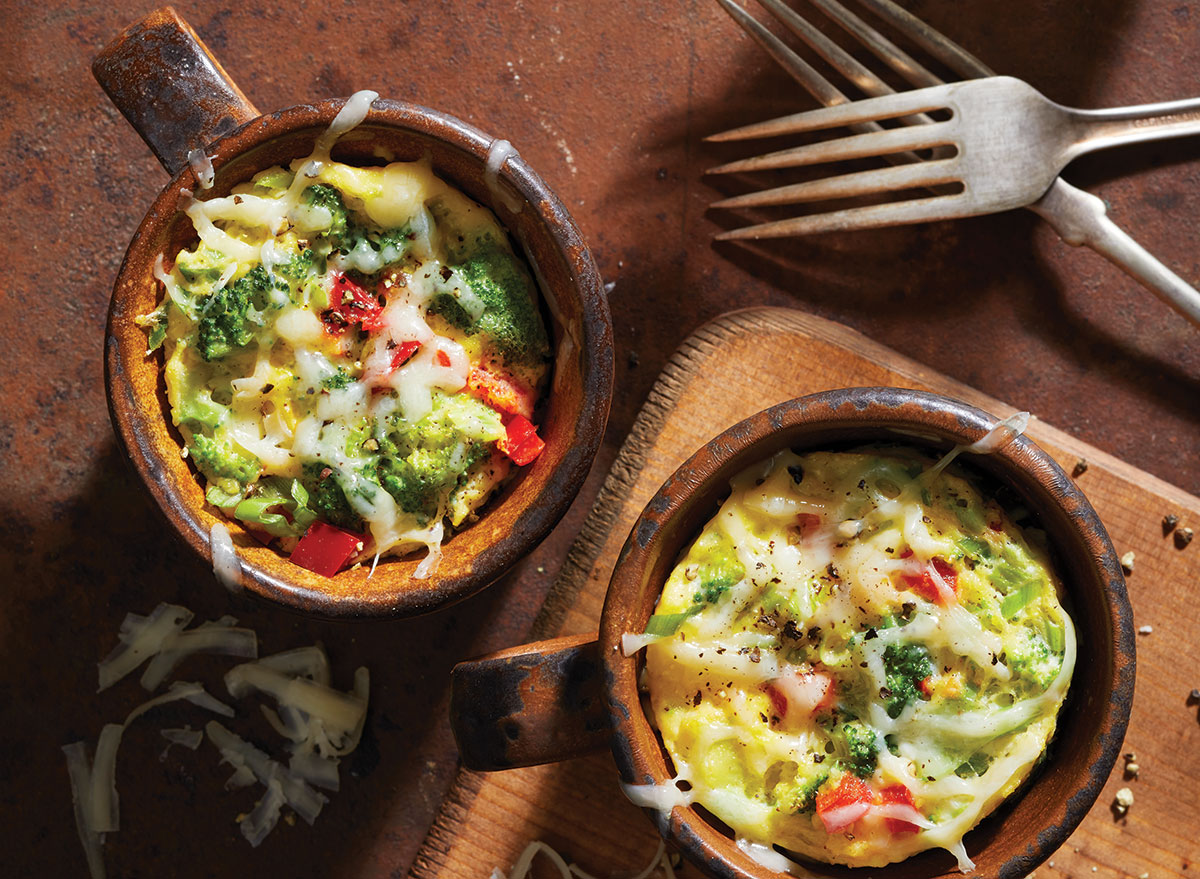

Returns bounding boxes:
[63,603,370,877]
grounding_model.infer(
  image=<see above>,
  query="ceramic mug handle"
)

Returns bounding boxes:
[449,633,612,771]
[91,6,259,176]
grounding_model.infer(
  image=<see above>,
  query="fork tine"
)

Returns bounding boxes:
[707,83,953,157]
[806,0,942,89]
[854,0,995,80]
[754,0,894,98]
[714,192,968,240]
[707,121,950,173]
[714,0,849,107]
[711,158,958,208]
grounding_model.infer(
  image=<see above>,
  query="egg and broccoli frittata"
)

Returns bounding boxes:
[142,123,550,578]
[642,448,1075,870]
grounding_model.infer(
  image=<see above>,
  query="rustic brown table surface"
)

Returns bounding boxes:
[4,2,1199,877]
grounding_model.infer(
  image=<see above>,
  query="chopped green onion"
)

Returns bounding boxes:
[206,484,241,511]
[1045,619,1066,653]
[644,605,703,636]
[1000,579,1040,618]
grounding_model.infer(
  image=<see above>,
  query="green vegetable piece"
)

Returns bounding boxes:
[175,246,226,283]
[233,477,317,538]
[1009,630,1060,690]
[882,643,934,719]
[196,266,271,361]
[954,751,991,778]
[301,462,364,533]
[205,484,242,512]
[429,242,551,368]
[143,301,170,354]
[321,368,354,390]
[279,248,317,282]
[1045,620,1065,653]
[374,394,503,520]
[787,771,829,814]
[644,606,703,636]
[953,501,986,533]
[177,387,227,431]
[251,167,294,193]
[188,434,261,485]
[958,535,992,560]
[839,720,879,778]
[692,556,745,605]
[302,184,350,242]
[1000,578,1041,618]
[377,224,417,265]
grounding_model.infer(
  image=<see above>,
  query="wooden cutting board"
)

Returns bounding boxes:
[410,308,1200,879]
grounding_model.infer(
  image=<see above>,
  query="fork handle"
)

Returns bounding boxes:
[1031,178,1200,326]
[1068,96,1200,158]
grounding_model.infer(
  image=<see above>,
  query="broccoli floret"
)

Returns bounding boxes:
[280,248,317,282]
[1009,630,1060,690]
[196,266,270,360]
[778,771,829,814]
[377,225,417,265]
[175,246,227,283]
[691,556,745,604]
[684,530,745,605]
[302,184,350,242]
[377,441,490,521]
[301,462,364,533]
[428,242,550,368]
[839,720,879,778]
[188,434,261,485]
[374,395,499,520]
[321,367,354,390]
[882,643,934,719]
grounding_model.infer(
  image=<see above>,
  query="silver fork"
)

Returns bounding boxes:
[710,0,1200,326]
[709,76,1200,217]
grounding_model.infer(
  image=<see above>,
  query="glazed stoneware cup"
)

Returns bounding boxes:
[450,388,1135,879]
[93,8,613,619]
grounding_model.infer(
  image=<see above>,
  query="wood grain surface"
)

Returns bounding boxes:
[412,308,1200,879]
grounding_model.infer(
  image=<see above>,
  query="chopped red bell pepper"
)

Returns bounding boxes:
[898,556,958,604]
[389,340,420,371]
[815,774,872,833]
[879,784,921,835]
[323,272,384,334]
[497,413,545,467]
[289,521,364,577]
[466,367,535,419]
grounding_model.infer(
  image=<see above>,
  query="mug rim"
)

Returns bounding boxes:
[105,96,614,618]
[599,387,1134,879]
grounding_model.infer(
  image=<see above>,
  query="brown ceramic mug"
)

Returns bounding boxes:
[94,8,613,618]
[450,387,1135,879]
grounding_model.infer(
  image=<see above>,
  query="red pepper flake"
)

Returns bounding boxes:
[435,350,451,368]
